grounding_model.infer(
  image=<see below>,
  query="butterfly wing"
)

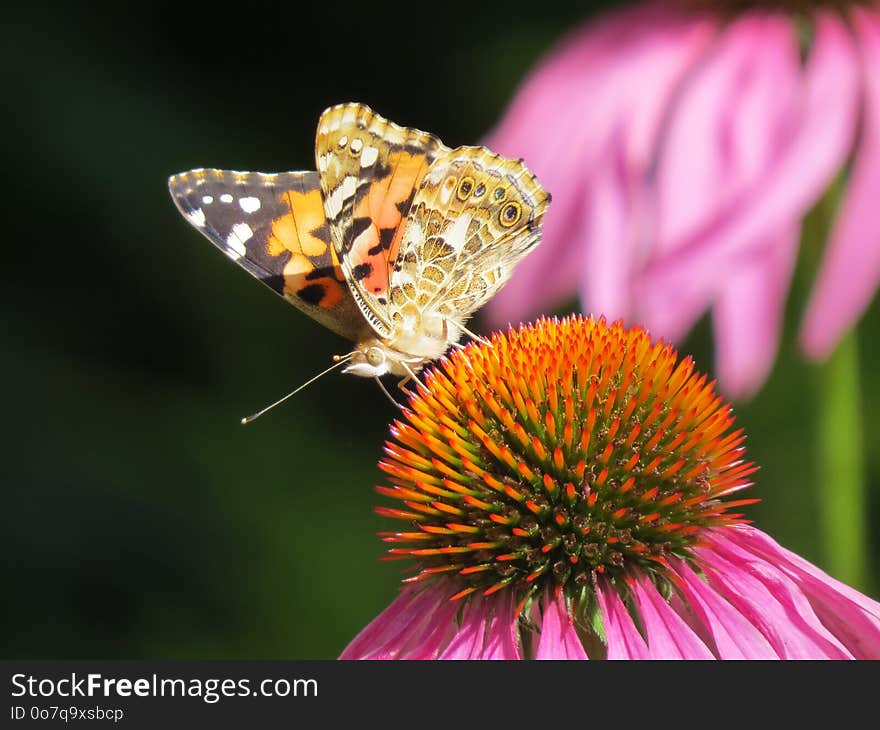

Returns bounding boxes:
[168,168,371,341]
[387,147,550,330]
[314,102,450,338]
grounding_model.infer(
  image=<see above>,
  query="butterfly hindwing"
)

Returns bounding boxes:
[314,103,450,337]
[168,168,370,341]
[387,147,550,331]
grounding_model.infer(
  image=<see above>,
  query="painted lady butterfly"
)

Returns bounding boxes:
[169,103,549,399]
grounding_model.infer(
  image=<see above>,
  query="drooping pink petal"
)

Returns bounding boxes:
[635,13,801,345]
[801,8,880,358]
[666,589,717,646]
[535,591,589,659]
[712,225,800,398]
[341,583,467,659]
[395,596,461,659]
[652,12,802,258]
[480,589,524,659]
[595,577,651,659]
[669,557,779,658]
[483,1,718,327]
[340,585,444,659]
[629,573,716,658]
[437,594,492,659]
[576,129,638,323]
[696,532,855,658]
[716,527,880,659]
[638,12,860,351]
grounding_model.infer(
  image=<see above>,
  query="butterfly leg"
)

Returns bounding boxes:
[445,320,467,350]
[399,361,427,396]
[449,320,492,347]
[374,377,405,409]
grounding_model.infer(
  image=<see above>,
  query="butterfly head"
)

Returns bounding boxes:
[343,341,392,378]
[343,337,441,379]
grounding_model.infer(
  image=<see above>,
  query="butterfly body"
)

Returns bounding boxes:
[169,103,549,383]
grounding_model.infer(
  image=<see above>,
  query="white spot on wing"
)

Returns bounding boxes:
[232,222,253,243]
[397,219,425,264]
[350,138,363,153]
[220,193,233,204]
[186,208,206,227]
[239,196,261,213]
[444,214,472,252]
[324,175,357,218]
[361,146,379,167]
[338,135,348,147]
[225,223,253,260]
[439,179,455,206]
[202,195,214,205]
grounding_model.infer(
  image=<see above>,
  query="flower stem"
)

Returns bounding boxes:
[817,330,867,589]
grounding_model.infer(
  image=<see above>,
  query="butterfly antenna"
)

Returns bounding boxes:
[241,354,353,425]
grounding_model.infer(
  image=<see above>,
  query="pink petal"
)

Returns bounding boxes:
[535,591,589,659]
[720,527,880,659]
[577,129,638,322]
[669,558,779,658]
[696,533,855,658]
[639,12,860,348]
[340,583,467,660]
[629,573,716,658]
[480,589,523,659]
[712,225,800,398]
[801,8,880,358]
[340,585,443,660]
[595,577,651,659]
[652,13,802,258]
[437,595,491,659]
[483,1,718,328]
[730,527,880,615]
[395,598,461,659]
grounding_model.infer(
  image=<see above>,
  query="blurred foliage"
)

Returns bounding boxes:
[2,1,876,659]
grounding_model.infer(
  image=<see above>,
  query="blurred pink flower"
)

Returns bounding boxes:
[484,0,880,398]
[341,526,880,659]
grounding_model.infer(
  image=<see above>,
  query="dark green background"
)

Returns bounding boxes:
[3,2,877,658]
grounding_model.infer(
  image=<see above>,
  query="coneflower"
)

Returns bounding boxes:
[342,316,880,659]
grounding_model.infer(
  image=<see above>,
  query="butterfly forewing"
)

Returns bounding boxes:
[168,168,369,340]
[314,103,450,337]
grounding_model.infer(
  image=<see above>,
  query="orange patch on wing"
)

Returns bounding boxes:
[267,214,298,257]
[285,275,346,309]
[283,252,346,309]
[285,253,314,278]
[350,222,386,294]
[358,151,426,230]
[311,277,345,307]
[267,189,329,258]
[350,150,429,297]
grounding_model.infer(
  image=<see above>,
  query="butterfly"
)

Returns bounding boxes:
[168,102,550,400]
